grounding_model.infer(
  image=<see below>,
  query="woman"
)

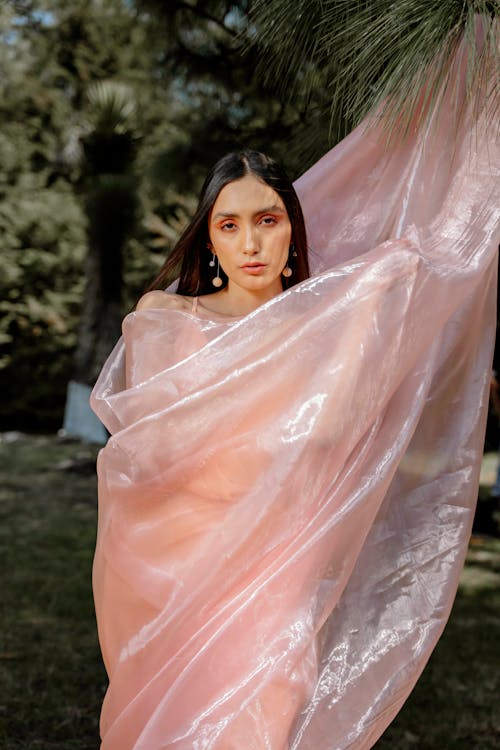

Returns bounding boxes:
[136,150,310,318]
[91,48,499,750]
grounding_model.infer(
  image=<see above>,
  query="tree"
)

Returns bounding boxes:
[0,2,87,430]
[0,0,160,429]
[134,0,331,185]
[3,0,372,431]
[248,0,499,156]
[131,0,334,298]
[73,81,139,386]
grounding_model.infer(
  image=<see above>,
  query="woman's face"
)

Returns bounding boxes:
[207,174,292,294]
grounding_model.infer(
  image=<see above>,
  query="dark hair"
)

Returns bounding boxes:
[145,150,310,295]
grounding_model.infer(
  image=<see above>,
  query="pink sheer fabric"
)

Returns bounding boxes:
[90,39,499,750]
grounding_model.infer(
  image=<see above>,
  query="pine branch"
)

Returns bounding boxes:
[247,0,499,142]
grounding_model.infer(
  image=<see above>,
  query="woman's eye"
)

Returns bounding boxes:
[221,222,237,230]
[261,216,277,225]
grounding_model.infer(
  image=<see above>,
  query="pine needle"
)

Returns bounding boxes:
[246,0,499,147]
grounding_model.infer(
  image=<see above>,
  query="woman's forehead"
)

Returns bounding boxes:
[211,175,285,217]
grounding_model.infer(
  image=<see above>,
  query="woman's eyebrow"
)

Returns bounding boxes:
[212,204,286,220]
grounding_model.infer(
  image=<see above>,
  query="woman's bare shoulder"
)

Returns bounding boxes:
[135,291,190,312]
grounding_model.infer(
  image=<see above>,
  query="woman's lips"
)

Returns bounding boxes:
[241,263,267,274]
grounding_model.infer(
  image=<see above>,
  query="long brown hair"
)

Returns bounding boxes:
[145,150,310,296]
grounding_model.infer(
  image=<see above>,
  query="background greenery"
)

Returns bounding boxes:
[2,0,496,430]
[0,0,332,429]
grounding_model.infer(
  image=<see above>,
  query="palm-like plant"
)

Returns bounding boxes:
[73,80,139,387]
[62,80,139,442]
[248,0,499,153]
[64,81,137,384]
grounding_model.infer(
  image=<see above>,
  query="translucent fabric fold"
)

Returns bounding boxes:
[90,37,499,750]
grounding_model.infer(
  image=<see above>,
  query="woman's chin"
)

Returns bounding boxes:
[229,273,284,295]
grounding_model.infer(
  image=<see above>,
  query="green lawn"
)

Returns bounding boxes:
[0,434,105,750]
[0,434,499,750]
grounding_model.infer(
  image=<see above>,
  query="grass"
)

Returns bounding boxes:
[0,433,499,749]
[0,434,105,750]
[376,535,500,750]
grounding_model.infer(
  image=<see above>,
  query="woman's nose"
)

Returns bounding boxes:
[243,225,259,253]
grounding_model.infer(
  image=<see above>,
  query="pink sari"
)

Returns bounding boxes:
[90,39,499,750]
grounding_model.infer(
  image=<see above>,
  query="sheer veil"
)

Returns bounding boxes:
[90,29,499,750]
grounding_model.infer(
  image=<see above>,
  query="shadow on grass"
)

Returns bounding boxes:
[0,434,499,750]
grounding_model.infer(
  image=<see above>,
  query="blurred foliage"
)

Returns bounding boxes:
[0,0,327,429]
[0,6,125,424]
[135,0,329,184]
[249,0,499,148]
[74,80,140,385]
[0,183,85,429]
[0,3,84,429]
[2,1,497,429]
[0,0,166,428]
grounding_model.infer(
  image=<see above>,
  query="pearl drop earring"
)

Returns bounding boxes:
[282,242,295,278]
[211,254,223,287]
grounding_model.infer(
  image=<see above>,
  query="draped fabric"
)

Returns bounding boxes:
[90,36,499,750]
